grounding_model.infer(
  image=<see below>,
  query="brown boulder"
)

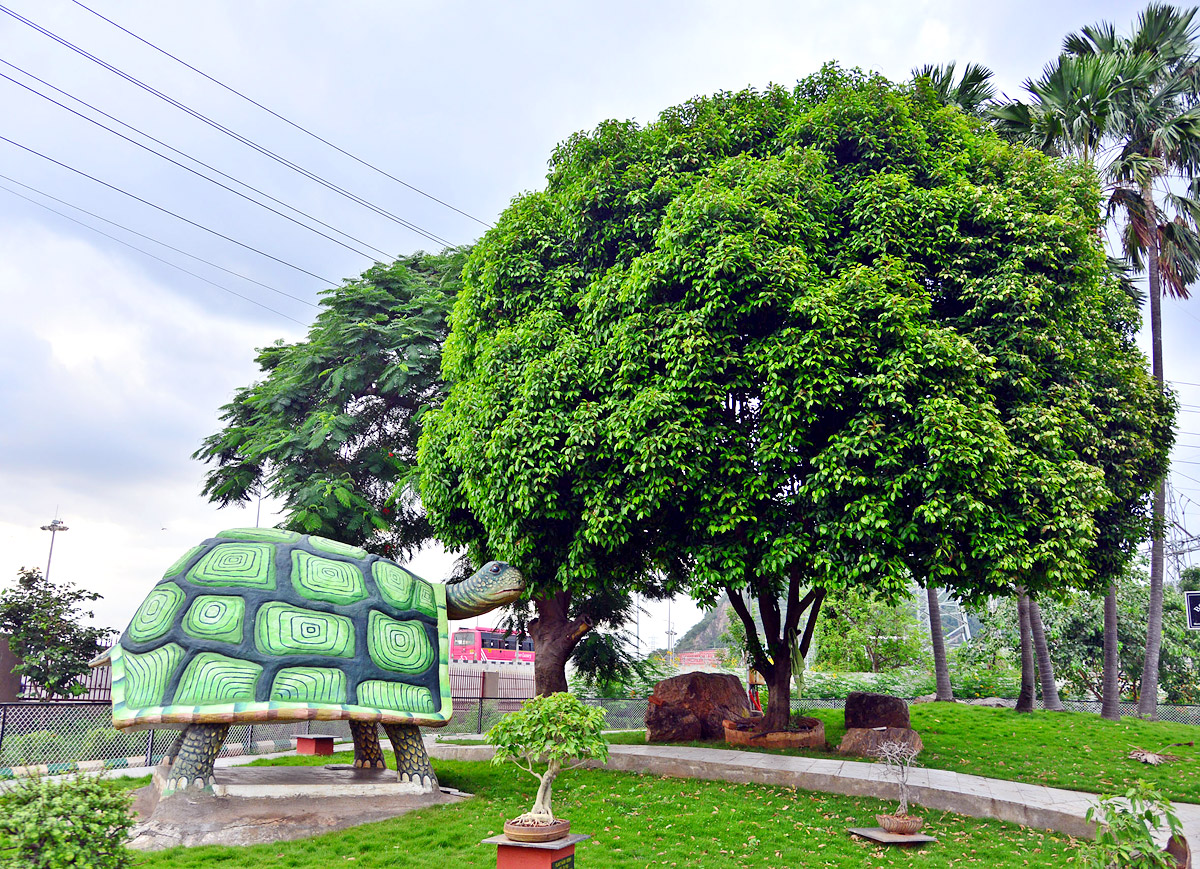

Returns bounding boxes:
[645,672,751,742]
[844,691,910,730]
[838,726,923,758]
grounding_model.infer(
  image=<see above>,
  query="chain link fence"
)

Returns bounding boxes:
[4,694,1194,774]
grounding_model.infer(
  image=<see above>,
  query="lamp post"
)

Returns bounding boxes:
[665,600,676,667]
[40,518,68,581]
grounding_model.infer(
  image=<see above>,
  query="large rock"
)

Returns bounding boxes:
[844,691,910,730]
[645,672,751,742]
[838,726,924,758]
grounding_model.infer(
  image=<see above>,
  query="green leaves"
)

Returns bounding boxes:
[195,249,467,559]
[0,774,133,868]
[487,692,608,769]
[0,568,115,698]
[420,67,1170,719]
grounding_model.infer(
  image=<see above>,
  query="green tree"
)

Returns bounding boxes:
[421,67,1171,729]
[813,588,928,673]
[965,562,1200,705]
[0,568,115,697]
[195,250,466,559]
[992,3,1200,719]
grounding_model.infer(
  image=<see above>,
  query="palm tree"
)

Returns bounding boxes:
[926,586,954,702]
[1015,593,1037,713]
[992,3,1200,720]
[1027,598,1065,710]
[912,62,997,117]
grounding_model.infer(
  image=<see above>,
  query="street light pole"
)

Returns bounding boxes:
[39,518,69,581]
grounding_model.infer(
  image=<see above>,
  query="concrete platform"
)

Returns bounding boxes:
[129,760,466,851]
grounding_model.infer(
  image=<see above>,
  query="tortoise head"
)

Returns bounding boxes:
[445,561,525,621]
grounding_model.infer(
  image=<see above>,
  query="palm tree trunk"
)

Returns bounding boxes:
[1016,593,1036,713]
[1027,598,1064,711]
[1138,181,1166,721]
[926,586,954,701]
[1101,582,1121,721]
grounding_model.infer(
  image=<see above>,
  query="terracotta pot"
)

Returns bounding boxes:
[876,813,924,835]
[503,818,571,842]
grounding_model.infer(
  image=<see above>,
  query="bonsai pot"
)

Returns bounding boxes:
[722,715,826,750]
[876,813,924,835]
[503,818,571,842]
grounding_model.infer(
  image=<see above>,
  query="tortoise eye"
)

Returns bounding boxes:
[489,563,501,574]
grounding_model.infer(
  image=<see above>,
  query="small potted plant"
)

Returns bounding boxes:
[873,739,923,834]
[486,691,609,842]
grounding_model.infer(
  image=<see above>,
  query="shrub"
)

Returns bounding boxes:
[1081,780,1183,869]
[0,774,133,868]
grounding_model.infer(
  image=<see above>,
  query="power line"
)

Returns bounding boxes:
[0,180,308,325]
[0,169,319,309]
[0,133,339,284]
[0,3,457,250]
[0,62,389,261]
[69,0,492,230]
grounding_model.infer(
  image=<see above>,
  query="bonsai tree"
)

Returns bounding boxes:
[486,692,608,828]
[874,739,923,831]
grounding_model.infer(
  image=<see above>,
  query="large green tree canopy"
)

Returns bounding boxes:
[419,66,1171,718]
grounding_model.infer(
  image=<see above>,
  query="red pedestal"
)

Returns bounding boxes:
[296,735,335,756]
[482,833,590,869]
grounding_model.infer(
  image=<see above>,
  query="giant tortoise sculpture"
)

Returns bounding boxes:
[96,528,524,796]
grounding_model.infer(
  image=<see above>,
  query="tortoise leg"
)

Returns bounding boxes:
[350,720,387,769]
[163,723,229,797]
[381,722,437,792]
[160,730,186,767]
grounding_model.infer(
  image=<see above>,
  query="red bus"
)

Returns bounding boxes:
[451,627,535,665]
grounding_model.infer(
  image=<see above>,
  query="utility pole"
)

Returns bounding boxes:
[39,518,68,581]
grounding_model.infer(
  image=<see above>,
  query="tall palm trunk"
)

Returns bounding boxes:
[1138,181,1166,721]
[1101,583,1122,721]
[926,586,954,701]
[1027,597,1064,711]
[1015,593,1036,713]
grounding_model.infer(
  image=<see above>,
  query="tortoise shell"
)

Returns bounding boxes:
[109,528,451,731]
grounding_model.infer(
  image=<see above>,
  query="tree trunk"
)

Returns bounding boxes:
[1016,593,1036,713]
[1027,598,1064,711]
[529,759,560,819]
[926,586,954,701]
[762,653,793,732]
[1101,582,1121,721]
[1139,179,1166,721]
[528,591,592,696]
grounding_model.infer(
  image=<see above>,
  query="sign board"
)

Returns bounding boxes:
[1187,591,1200,631]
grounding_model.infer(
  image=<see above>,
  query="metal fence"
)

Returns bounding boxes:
[3,694,1195,775]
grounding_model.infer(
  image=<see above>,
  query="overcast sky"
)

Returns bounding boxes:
[1,0,1195,650]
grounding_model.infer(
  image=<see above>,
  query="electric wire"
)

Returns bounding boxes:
[0,63,388,261]
[0,3,456,249]
[0,169,319,309]
[69,0,492,230]
[0,133,340,284]
[0,180,308,325]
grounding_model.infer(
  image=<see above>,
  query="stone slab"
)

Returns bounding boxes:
[849,826,938,845]
[481,833,592,849]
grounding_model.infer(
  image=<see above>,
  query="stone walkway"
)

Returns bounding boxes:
[429,741,1200,847]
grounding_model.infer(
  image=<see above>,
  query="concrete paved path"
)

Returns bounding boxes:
[429,740,1200,847]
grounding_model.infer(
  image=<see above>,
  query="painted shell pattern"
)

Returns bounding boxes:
[110,528,452,730]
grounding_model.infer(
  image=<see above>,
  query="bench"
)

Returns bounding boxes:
[295,735,336,756]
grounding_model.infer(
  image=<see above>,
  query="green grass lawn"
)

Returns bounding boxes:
[607,703,1200,802]
[131,754,1079,868]
[121,705,1198,867]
